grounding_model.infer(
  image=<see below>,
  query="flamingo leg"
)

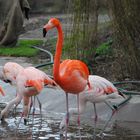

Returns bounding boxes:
[93,103,97,140]
[77,94,81,140]
[36,96,42,124]
[65,93,69,140]
[23,96,30,125]
[16,107,25,134]
[12,102,20,119]
[30,96,36,138]
[27,96,33,120]
[32,96,36,124]
[98,101,117,138]
[1,95,22,122]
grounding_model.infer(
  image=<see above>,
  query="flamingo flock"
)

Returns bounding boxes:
[0,18,129,140]
[0,62,56,123]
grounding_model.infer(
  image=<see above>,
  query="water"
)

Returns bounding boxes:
[1,104,140,140]
[0,68,140,140]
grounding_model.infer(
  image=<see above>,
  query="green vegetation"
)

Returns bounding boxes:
[0,39,43,57]
[96,40,113,56]
[46,35,113,58]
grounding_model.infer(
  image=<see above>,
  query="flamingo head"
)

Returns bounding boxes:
[3,62,24,85]
[43,18,60,37]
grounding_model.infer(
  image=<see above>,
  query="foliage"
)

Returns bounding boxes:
[65,0,98,62]
[96,40,112,56]
[0,40,43,57]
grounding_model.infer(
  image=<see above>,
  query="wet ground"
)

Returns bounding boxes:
[0,74,140,140]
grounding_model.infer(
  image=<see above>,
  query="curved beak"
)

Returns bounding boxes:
[43,28,47,37]
[0,86,5,96]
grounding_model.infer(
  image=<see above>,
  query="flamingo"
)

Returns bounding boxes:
[0,85,5,96]
[0,62,56,124]
[43,18,90,139]
[59,75,126,139]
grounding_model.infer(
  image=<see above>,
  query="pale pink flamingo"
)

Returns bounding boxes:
[59,75,125,139]
[43,18,90,139]
[0,62,56,124]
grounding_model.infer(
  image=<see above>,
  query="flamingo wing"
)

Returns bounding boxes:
[58,60,89,93]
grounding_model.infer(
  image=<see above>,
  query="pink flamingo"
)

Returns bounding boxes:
[43,18,90,139]
[0,86,5,96]
[0,62,56,124]
[59,75,125,139]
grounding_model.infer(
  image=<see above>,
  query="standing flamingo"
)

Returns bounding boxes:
[0,62,56,124]
[43,18,90,139]
[59,75,126,139]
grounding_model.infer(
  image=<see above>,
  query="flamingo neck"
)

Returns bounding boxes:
[53,24,63,82]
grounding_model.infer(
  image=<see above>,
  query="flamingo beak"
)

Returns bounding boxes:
[26,80,43,92]
[0,86,5,96]
[43,28,47,37]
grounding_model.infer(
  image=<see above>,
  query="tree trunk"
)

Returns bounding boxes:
[108,0,140,79]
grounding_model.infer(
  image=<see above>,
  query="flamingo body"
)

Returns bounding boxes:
[84,75,119,102]
[60,75,124,129]
[43,18,90,94]
[59,59,89,94]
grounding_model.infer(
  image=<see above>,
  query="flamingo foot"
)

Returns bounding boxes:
[24,118,28,125]
[59,129,64,140]
[0,115,5,122]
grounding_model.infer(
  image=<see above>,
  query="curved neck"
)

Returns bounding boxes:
[53,24,63,82]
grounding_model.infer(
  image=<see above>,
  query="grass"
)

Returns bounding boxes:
[0,39,43,57]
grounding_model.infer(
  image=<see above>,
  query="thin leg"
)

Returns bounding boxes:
[77,94,81,140]
[98,101,117,138]
[16,112,24,134]
[12,102,20,119]
[23,96,30,125]
[32,96,36,123]
[93,103,97,140]
[28,97,33,119]
[36,96,42,124]
[31,96,36,138]
[1,95,22,121]
[65,93,69,140]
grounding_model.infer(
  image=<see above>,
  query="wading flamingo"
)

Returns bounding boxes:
[43,18,90,139]
[0,62,56,124]
[59,75,126,139]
